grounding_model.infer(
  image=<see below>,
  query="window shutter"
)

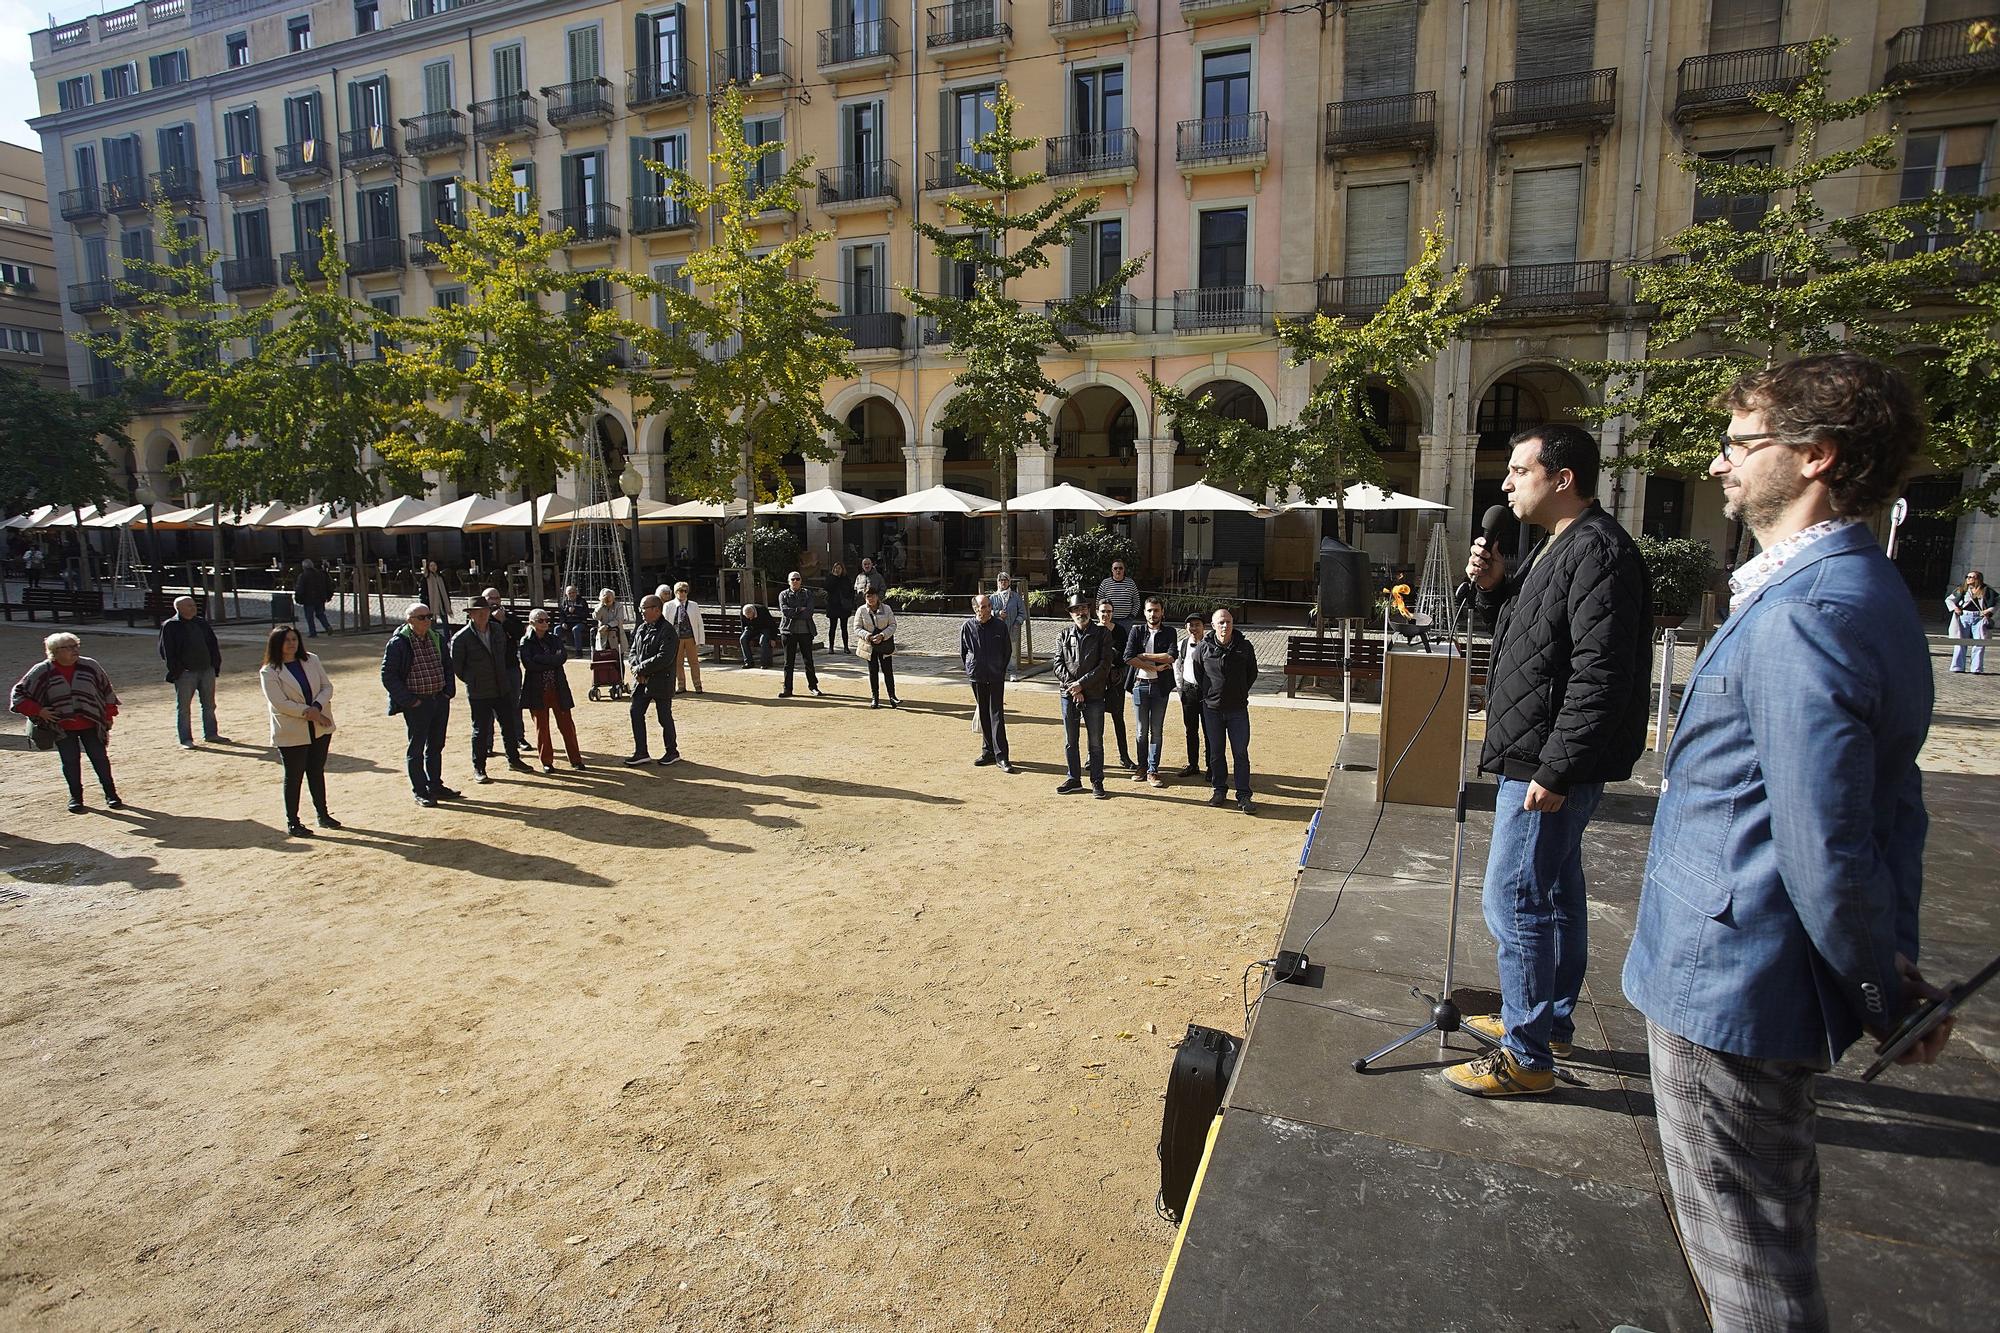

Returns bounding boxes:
[636,13,656,74]
[495,46,523,98]
[568,26,601,82]
[1706,0,1781,52]
[423,62,452,115]
[940,89,956,155]
[1345,182,1410,276]
[1069,226,1093,296]
[1344,3,1418,100]
[1515,0,1595,81]
[245,107,263,154]
[74,145,96,190]
[1508,167,1581,266]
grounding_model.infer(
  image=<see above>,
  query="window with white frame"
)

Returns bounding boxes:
[842,240,887,315]
[0,261,33,288]
[0,327,44,355]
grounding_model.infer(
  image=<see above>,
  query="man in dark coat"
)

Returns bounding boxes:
[776,571,822,697]
[452,601,531,782]
[625,594,681,766]
[294,558,334,637]
[1191,608,1259,814]
[1053,595,1116,798]
[158,595,224,748]
[960,592,1014,772]
[382,604,460,806]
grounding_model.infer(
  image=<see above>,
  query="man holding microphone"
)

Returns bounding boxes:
[1446,423,1652,1098]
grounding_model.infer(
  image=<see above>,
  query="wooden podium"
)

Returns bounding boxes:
[1375,651,1467,809]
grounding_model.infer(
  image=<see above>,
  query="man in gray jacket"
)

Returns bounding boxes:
[1053,595,1116,799]
[451,602,531,781]
[624,595,681,767]
[777,570,823,698]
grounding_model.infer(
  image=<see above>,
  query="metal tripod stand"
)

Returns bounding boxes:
[1351,577,1501,1073]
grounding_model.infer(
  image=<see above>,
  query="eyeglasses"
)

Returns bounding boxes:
[411,613,433,621]
[1716,431,1793,464]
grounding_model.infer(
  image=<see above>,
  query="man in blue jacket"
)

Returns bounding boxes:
[381,604,460,807]
[1624,354,1952,1330]
[960,592,1014,772]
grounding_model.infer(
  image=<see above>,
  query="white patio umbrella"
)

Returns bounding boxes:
[27,505,97,530]
[265,501,354,531]
[468,494,578,533]
[1119,480,1275,516]
[654,498,736,522]
[83,503,151,528]
[1286,484,1447,512]
[1001,482,1127,515]
[851,485,998,518]
[386,494,512,532]
[4,505,59,530]
[754,487,876,517]
[338,495,437,533]
[228,500,300,527]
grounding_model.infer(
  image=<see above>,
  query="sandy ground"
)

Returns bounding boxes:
[0,622,1340,1332]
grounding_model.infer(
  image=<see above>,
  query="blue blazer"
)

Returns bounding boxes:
[1622,524,1931,1065]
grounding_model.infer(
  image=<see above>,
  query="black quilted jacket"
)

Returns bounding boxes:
[1475,503,1652,793]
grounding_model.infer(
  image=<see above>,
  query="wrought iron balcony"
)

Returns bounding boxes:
[1886,15,2000,86]
[148,166,201,204]
[829,311,906,351]
[542,77,615,126]
[83,378,127,400]
[340,125,398,167]
[551,203,621,243]
[401,110,465,156]
[819,19,899,74]
[1491,68,1617,134]
[1323,92,1437,157]
[67,279,117,313]
[925,149,994,191]
[103,176,146,213]
[630,195,694,234]
[1176,112,1269,168]
[1471,260,1612,312]
[1045,294,1135,338]
[112,271,166,307]
[1180,0,1266,21]
[927,0,1012,57]
[275,139,332,180]
[1173,285,1267,332]
[628,60,695,107]
[59,186,104,221]
[817,160,900,209]
[214,153,265,192]
[408,227,453,265]
[1674,44,1812,120]
[1046,127,1139,180]
[1049,0,1137,38]
[281,247,328,283]
[1316,273,1400,318]
[345,237,406,274]
[471,93,538,141]
[220,255,276,291]
[714,38,792,87]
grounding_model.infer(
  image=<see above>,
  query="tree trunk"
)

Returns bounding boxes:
[741,435,758,604]
[350,512,370,630]
[209,515,226,623]
[526,487,545,609]
[996,451,1013,587]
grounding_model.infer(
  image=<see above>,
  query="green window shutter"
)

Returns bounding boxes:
[567,26,601,82]
[423,61,452,115]
[1068,226,1092,296]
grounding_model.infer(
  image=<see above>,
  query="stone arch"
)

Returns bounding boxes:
[1158,363,1278,439]
[827,380,917,446]
[1469,361,1594,437]
[137,429,186,502]
[1039,368,1149,437]
[921,381,970,444]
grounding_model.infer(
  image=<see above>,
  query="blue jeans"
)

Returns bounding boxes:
[1062,694,1105,785]
[1132,678,1172,774]
[302,602,333,636]
[1481,776,1604,1069]
[1949,611,1986,672]
[173,667,218,744]
[401,696,450,796]
[1203,706,1251,798]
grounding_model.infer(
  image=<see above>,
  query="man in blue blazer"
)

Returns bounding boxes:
[1623,354,1954,1331]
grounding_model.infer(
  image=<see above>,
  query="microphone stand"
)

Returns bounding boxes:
[1352,550,1500,1073]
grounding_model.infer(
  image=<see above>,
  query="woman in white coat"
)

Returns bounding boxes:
[260,624,339,837]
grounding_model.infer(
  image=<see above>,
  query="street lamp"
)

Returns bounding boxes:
[134,483,159,597]
[619,464,643,594]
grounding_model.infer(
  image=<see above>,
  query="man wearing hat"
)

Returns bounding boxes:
[1053,594,1117,798]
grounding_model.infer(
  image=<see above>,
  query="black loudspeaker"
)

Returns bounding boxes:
[1316,537,1370,621]
[1157,1023,1240,1224]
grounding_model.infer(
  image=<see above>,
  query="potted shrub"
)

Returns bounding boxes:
[723,524,804,604]
[1636,535,1718,628]
[1052,527,1137,604]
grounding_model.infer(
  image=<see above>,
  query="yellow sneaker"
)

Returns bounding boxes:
[1465,1013,1572,1059]
[1443,1046,1555,1097]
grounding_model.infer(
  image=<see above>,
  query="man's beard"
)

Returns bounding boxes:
[1723,468,1808,532]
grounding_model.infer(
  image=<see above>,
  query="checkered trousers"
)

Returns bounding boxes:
[1647,1021,1830,1333]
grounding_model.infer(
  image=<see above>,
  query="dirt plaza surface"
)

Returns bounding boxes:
[0,622,1336,1331]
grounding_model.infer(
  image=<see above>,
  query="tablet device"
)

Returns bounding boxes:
[1861,953,2000,1082]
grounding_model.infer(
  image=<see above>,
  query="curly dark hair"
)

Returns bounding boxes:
[1721,354,1925,517]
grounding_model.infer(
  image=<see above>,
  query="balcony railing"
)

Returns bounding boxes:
[275,139,332,180]
[927,0,1011,52]
[1316,273,1401,318]
[345,237,406,274]
[1176,111,1269,165]
[1886,15,2000,85]
[714,38,792,86]
[112,271,166,307]
[551,203,621,242]
[1174,285,1267,332]
[147,166,201,204]
[280,247,328,283]
[1046,127,1140,179]
[820,19,899,71]
[67,279,117,313]
[1180,0,1266,20]
[220,255,276,291]
[1472,260,1612,312]
[471,93,538,140]
[103,176,146,213]
[1674,44,1812,120]
[818,160,900,207]
[829,311,906,350]
[59,186,104,221]
[630,194,696,233]
[1323,92,1437,156]
[1049,0,1137,37]
[408,227,453,265]
[628,60,695,107]
[401,110,465,155]
[925,149,994,191]
[214,153,265,192]
[340,125,398,166]
[543,77,615,125]
[1046,294,1135,337]
[1492,68,1617,132]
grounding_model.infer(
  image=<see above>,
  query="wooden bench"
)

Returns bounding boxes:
[1284,634,1492,698]
[13,588,103,622]
[704,609,748,661]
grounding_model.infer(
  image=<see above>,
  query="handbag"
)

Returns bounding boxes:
[858,609,893,658]
[26,716,59,751]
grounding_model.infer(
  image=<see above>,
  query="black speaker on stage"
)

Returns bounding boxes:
[1316,537,1370,621]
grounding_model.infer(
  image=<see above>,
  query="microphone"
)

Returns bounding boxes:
[1456,506,1510,607]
